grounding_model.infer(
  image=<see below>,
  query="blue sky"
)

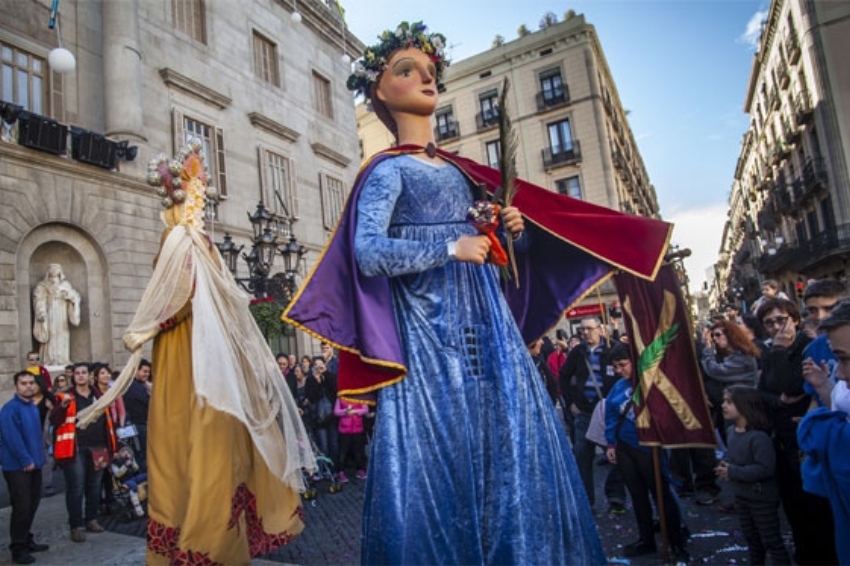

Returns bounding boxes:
[341,0,769,293]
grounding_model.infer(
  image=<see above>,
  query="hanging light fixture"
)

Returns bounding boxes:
[291,0,302,23]
[48,0,76,74]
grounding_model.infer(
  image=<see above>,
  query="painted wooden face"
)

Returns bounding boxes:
[375,48,439,119]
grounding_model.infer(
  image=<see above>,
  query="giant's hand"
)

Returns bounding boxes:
[455,234,492,264]
[500,206,524,237]
[123,328,160,352]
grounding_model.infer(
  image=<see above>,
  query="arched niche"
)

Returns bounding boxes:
[17,223,113,368]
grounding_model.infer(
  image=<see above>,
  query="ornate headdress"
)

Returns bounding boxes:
[346,21,449,105]
[146,142,220,230]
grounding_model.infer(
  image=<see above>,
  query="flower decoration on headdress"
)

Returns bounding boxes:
[346,21,449,104]
[146,141,219,230]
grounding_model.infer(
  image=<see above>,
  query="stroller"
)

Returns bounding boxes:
[301,433,341,500]
[110,442,148,521]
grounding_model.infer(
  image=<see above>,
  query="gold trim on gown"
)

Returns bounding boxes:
[146,307,304,565]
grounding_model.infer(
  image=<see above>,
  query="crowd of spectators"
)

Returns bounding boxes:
[6,277,850,564]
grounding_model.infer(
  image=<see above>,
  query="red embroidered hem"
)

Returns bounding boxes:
[148,482,304,564]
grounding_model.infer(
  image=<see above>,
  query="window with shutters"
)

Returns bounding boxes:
[173,110,227,197]
[1,41,47,116]
[319,173,345,230]
[252,31,279,87]
[173,0,206,43]
[261,148,296,219]
[312,71,333,119]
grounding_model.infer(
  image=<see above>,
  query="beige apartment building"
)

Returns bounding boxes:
[0,0,364,401]
[357,13,662,333]
[716,0,850,307]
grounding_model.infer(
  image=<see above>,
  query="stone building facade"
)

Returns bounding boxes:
[356,13,663,333]
[717,0,850,306]
[0,0,364,401]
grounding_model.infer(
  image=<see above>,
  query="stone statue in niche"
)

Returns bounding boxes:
[32,263,81,366]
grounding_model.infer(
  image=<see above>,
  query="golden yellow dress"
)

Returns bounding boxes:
[146,307,305,564]
[76,147,313,566]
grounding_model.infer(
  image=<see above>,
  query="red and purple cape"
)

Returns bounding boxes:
[283,145,672,401]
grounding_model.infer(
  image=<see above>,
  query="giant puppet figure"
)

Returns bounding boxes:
[77,145,314,564]
[285,21,672,564]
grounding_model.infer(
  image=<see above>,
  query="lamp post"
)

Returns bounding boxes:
[216,201,306,301]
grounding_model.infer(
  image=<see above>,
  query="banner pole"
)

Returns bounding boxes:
[652,446,670,564]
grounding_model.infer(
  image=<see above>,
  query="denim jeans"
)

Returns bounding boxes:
[60,449,105,529]
[573,411,626,507]
[314,424,340,471]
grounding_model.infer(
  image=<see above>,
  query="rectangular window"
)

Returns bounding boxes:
[312,71,333,119]
[540,69,564,103]
[548,119,573,154]
[485,140,501,169]
[252,31,279,87]
[1,41,46,115]
[479,89,499,122]
[435,107,457,140]
[173,110,227,197]
[261,148,296,220]
[173,0,206,43]
[555,176,582,199]
[320,173,345,230]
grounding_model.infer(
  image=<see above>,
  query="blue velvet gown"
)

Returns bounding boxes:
[354,155,605,565]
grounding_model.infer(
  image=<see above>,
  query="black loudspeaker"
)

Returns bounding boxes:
[17,112,68,155]
[71,129,117,169]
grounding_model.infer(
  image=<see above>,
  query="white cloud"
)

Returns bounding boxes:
[739,9,768,50]
[666,204,729,295]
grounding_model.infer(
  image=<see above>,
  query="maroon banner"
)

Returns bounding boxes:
[614,264,715,448]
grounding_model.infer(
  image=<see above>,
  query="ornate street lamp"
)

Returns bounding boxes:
[216,201,305,301]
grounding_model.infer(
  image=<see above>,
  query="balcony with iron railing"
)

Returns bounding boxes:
[475,110,500,132]
[785,31,801,64]
[536,86,570,112]
[794,90,814,125]
[793,222,850,272]
[612,148,627,171]
[801,157,827,199]
[434,121,460,143]
[778,66,790,90]
[773,184,795,216]
[542,140,582,170]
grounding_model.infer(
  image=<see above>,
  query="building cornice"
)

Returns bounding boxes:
[159,68,232,110]
[311,142,351,167]
[248,112,300,143]
[1,142,150,194]
[274,0,365,58]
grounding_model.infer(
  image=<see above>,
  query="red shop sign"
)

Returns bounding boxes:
[565,304,604,318]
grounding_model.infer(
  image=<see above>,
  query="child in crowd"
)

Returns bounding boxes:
[110,443,148,517]
[334,396,368,483]
[716,386,790,565]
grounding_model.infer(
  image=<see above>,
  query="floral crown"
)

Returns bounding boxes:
[346,21,449,103]
[146,141,220,230]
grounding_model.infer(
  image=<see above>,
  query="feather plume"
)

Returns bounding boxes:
[496,76,520,287]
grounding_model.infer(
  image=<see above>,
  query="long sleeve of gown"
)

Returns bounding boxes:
[355,161,451,277]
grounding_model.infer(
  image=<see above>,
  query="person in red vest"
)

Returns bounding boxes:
[50,362,116,543]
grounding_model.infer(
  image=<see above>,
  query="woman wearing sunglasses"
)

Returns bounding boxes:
[701,319,761,437]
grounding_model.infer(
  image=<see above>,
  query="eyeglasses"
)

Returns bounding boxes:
[27,357,39,362]
[711,332,725,338]
[762,315,790,328]
[56,377,66,382]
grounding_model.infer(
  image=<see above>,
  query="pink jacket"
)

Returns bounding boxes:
[334,399,368,434]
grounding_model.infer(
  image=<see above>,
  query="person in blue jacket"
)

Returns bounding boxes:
[0,371,50,564]
[798,297,850,565]
[604,344,688,562]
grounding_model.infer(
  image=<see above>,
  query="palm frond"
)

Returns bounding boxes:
[637,322,679,376]
[496,76,520,286]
